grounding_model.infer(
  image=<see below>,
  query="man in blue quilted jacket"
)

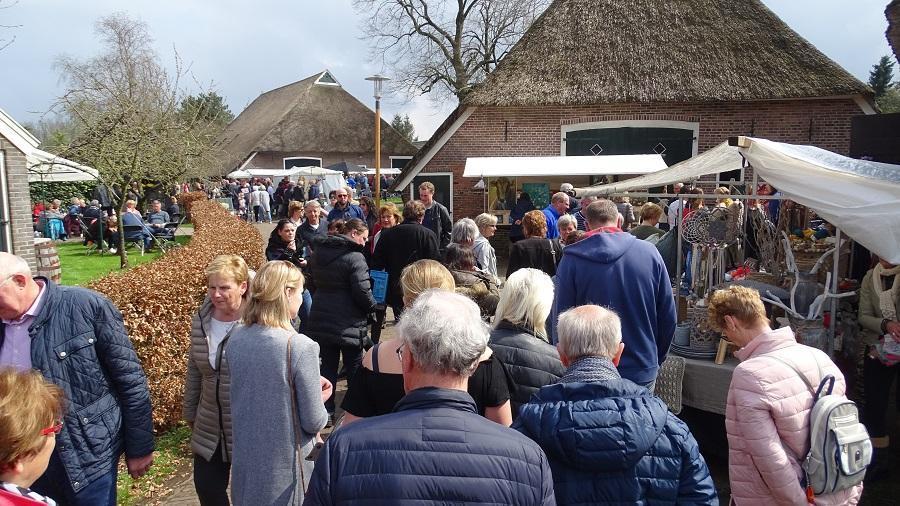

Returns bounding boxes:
[0,253,154,506]
[304,290,556,505]
[514,305,718,505]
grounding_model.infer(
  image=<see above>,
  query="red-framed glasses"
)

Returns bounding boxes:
[40,421,63,436]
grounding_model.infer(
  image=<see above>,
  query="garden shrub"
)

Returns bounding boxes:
[88,196,265,431]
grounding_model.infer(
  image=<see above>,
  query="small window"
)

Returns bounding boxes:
[314,71,340,86]
[284,157,322,170]
[390,156,413,169]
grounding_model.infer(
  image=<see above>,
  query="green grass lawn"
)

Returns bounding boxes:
[55,236,190,286]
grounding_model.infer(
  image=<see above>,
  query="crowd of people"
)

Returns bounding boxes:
[0,177,893,505]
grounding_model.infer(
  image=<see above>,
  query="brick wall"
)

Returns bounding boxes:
[0,135,37,269]
[416,98,866,219]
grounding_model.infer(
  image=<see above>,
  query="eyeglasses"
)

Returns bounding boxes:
[41,420,63,436]
[0,275,15,288]
[395,344,404,363]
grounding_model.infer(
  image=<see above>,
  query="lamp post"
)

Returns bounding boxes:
[365,74,390,208]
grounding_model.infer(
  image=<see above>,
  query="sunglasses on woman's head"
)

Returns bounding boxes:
[41,420,63,436]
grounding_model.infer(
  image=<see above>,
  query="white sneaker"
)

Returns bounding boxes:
[108,248,117,254]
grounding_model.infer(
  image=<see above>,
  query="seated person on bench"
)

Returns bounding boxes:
[146,199,173,237]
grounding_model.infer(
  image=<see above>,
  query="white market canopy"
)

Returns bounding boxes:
[463,154,666,178]
[28,149,99,183]
[574,142,744,196]
[227,169,252,179]
[359,168,401,175]
[738,137,900,264]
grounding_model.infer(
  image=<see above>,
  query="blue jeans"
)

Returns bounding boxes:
[31,450,118,506]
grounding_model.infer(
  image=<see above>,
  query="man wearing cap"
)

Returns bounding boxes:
[559,183,579,214]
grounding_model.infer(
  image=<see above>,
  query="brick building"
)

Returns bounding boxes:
[218,70,417,175]
[0,108,40,269]
[392,0,874,220]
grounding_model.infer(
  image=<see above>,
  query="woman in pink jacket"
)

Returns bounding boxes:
[708,286,862,505]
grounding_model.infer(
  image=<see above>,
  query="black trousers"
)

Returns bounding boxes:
[370,307,387,344]
[193,441,231,506]
[320,342,363,413]
[863,355,900,439]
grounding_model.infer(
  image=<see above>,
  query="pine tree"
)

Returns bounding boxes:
[868,55,896,98]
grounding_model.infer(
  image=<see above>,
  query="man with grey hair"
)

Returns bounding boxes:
[542,192,570,239]
[514,305,717,505]
[551,199,676,391]
[0,253,154,504]
[305,290,556,505]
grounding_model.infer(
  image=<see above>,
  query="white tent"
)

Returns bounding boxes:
[27,149,99,183]
[573,142,744,196]
[227,169,252,179]
[293,166,343,177]
[738,137,900,264]
[463,154,666,178]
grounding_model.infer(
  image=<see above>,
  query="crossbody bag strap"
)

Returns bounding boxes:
[286,335,306,499]
[767,355,815,393]
[548,239,557,264]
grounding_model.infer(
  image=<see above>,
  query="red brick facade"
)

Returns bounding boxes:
[0,134,37,269]
[415,98,867,219]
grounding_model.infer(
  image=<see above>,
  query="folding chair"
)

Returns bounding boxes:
[122,224,148,256]
[77,216,106,255]
[151,219,181,252]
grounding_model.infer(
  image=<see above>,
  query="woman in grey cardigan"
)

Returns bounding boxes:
[228,260,330,505]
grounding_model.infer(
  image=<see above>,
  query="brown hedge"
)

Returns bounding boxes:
[88,196,265,432]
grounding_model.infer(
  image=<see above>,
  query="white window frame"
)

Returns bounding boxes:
[282,156,322,170]
[560,120,700,157]
[389,155,413,169]
[0,151,13,253]
[314,71,341,87]
[409,171,454,217]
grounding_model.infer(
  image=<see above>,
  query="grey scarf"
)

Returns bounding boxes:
[559,356,620,384]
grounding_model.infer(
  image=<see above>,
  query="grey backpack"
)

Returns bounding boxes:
[770,356,871,500]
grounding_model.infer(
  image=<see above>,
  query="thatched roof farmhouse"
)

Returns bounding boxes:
[218,70,417,175]
[393,0,874,220]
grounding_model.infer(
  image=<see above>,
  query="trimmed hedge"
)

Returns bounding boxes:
[88,195,265,431]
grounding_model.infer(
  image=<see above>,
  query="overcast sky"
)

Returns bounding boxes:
[0,0,893,139]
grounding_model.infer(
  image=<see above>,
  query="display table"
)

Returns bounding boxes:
[680,357,739,415]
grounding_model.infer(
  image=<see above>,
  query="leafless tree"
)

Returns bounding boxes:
[354,0,550,101]
[0,0,21,52]
[49,13,220,267]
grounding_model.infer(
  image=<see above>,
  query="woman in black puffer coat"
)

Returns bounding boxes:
[306,218,376,416]
[489,267,564,419]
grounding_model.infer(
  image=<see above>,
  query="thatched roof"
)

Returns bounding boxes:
[888,1,900,62]
[464,0,870,106]
[217,71,417,171]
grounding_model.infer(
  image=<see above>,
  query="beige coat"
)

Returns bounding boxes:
[182,299,234,462]
[858,269,900,346]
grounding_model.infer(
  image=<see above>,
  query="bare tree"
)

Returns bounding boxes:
[354,0,549,100]
[0,0,21,52]
[50,13,220,267]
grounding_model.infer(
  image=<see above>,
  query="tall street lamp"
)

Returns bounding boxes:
[365,74,390,208]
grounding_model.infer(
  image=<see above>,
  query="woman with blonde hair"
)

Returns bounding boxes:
[183,255,249,506]
[709,285,861,505]
[341,260,454,425]
[227,261,330,504]
[0,369,64,505]
[506,210,559,277]
[489,268,564,418]
[342,259,512,426]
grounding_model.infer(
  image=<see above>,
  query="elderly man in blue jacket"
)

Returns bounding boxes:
[304,290,556,505]
[0,253,154,506]
[551,198,676,390]
[515,305,718,505]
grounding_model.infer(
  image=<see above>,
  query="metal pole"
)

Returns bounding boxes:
[374,97,382,208]
[828,227,841,356]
